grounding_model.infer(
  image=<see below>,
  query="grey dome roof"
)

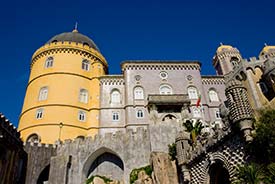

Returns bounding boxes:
[47,31,99,51]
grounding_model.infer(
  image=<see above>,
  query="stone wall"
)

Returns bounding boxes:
[24,142,57,184]
[45,123,182,184]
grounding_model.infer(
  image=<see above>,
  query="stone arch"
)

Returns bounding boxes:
[160,113,179,123]
[82,147,124,182]
[205,152,236,183]
[208,162,230,184]
[37,164,50,184]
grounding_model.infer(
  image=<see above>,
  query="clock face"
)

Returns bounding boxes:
[159,71,168,79]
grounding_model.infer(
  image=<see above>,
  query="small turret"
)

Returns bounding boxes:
[213,44,242,75]
[225,79,254,142]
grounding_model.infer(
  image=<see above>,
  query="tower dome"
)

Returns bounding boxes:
[47,30,100,51]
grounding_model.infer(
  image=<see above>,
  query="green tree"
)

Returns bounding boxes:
[183,119,203,145]
[234,163,265,184]
[247,109,275,164]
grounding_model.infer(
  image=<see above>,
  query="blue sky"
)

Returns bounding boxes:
[1,0,275,126]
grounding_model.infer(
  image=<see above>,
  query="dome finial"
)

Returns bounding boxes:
[264,43,268,46]
[72,22,78,33]
[220,42,223,46]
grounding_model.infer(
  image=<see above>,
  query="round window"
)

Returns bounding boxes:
[159,71,168,79]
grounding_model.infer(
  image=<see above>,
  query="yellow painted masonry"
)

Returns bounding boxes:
[19,40,107,144]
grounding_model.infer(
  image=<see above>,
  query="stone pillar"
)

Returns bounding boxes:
[175,131,191,183]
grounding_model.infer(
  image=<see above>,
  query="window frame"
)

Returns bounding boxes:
[134,86,144,100]
[208,89,219,102]
[192,107,201,118]
[36,108,44,119]
[78,111,86,122]
[45,56,54,68]
[159,84,173,95]
[136,109,144,118]
[111,90,121,104]
[79,89,88,103]
[188,86,198,99]
[82,59,90,71]
[38,87,48,101]
[112,112,119,121]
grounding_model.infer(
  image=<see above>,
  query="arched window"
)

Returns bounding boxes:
[36,108,44,119]
[82,59,90,71]
[209,89,219,102]
[188,86,198,99]
[159,84,172,94]
[78,111,86,122]
[136,109,144,118]
[79,89,88,103]
[45,57,53,68]
[134,87,144,100]
[27,133,40,143]
[111,90,121,104]
[192,107,201,118]
[38,87,48,101]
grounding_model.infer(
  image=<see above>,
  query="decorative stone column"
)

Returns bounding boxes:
[225,79,254,142]
[175,131,191,183]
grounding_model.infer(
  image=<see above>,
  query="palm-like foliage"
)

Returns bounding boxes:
[265,163,275,184]
[234,163,265,184]
[183,119,203,144]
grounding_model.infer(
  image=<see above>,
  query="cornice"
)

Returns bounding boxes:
[31,41,108,69]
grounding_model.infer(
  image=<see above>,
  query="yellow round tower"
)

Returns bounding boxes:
[18,29,108,144]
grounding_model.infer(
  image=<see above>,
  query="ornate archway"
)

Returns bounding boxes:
[209,162,230,184]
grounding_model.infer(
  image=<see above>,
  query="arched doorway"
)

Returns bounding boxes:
[83,147,124,182]
[37,165,50,184]
[209,162,230,184]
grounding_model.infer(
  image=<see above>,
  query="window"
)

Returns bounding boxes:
[26,134,40,143]
[159,84,172,94]
[215,110,221,119]
[188,86,198,99]
[257,82,268,94]
[79,89,88,103]
[78,111,86,122]
[136,109,144,118]
[38,87,48,101]
[45,57,53,68]
[159,71,168,79]
[192,107,201,118]
[36,109,44,119]
[112,112,119,121]
[111,90,121,104]
[209,89,219,102]
[134,87,144,100]
[82,59,90,71]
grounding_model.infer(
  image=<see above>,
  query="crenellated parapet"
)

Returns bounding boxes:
[201,76,224,85]
[0,113,22,145]
[31,41,108,70]
[99,75,125,85]
[121,61,201,71]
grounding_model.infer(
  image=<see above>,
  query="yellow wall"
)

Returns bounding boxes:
[19,42,107,144]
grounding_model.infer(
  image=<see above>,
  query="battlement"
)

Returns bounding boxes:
[31,41,107,68]
[0,113,21,143]
[121,61,201,71]
[57,127,149,153]
[201,76,225,85]
[100,75,125,85]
